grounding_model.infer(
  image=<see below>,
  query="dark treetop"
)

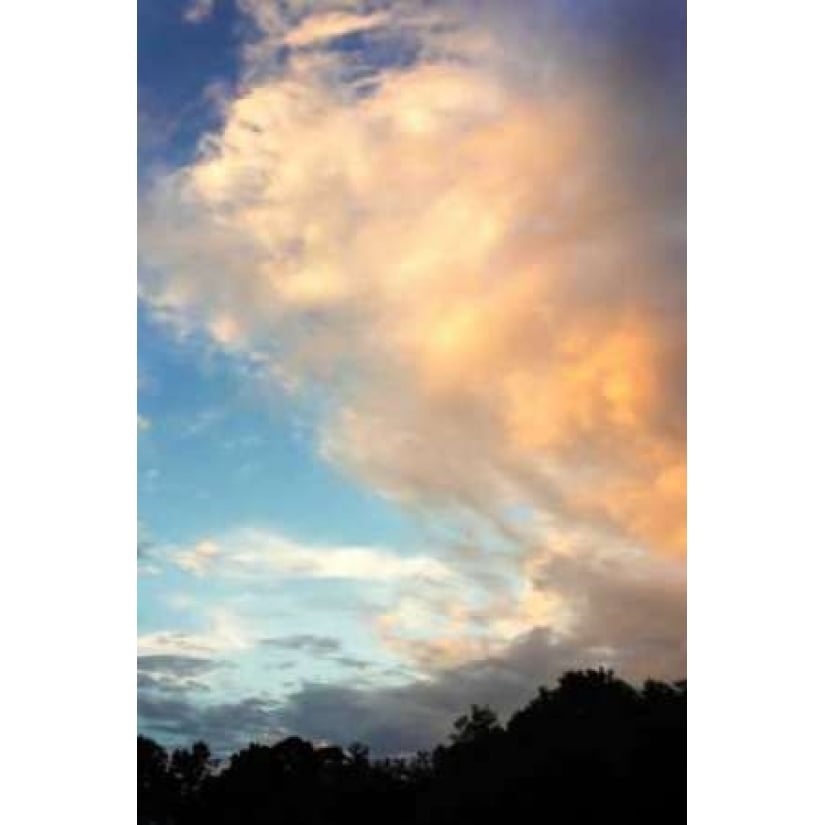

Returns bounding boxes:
[138,668,686,825]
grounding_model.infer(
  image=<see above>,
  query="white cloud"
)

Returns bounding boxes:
[138,607,251,656]
[172,528,453,583]
[175,539,221,575]
[138,562,162,577]
[182,0,215,25]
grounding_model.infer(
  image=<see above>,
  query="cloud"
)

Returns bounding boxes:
[138,528,162,576]
[182,0,215,25]
[278,553,684,753]
[139,694,286,753]
[372,524,685,673]
[171,528,453,583]
[332,655,374,671]
[258,636,376,672]
[138,654,228,694]
[274,629,575,754]
[259,634,343,656]
[138,654,223,677]
[174,539,221,576]
[141,581,683,756]
[529,548,686,678]
[138,531,684,754]
[178,407,226,438]
[159,524,615,674]
[139,0,685,562]
[138,608,252,656]
[282,10,390,48]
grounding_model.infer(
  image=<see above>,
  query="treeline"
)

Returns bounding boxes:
[138,668,685,824]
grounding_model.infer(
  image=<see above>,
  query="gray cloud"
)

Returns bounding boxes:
[258,636,380,674]
[138,655,223,677]
[259,634,343,656]
[138,631,569,755]
[139,694,286,754]
[139,538,684,756]
[275,628,613,755]
[332,656,374,671]
[277,573,684,756]
[138,672,212,694]
[531,551,686,679]
[137,654,229,695]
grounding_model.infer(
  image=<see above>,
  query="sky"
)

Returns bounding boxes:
[137,0,685,756]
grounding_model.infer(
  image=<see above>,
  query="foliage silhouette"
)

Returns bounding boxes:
[138,668,685,824]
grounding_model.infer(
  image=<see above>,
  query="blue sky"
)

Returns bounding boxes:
[137,0,686,755]
[138,0,240,173]
[138,304,423,549]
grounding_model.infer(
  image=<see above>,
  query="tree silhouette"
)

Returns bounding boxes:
[138,669,686,825]
[448,704,501,745]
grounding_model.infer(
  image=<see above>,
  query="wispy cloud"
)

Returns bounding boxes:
[172,528,453,583]
[259,634,342,655]
[158,521,683,679]
[138,654,228,694]
[138,608,252,657]
[282,10,390,48]
[182,0,215,25]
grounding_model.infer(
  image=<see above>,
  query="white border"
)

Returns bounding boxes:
[689,1,825,821]
[1,1,135,821]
